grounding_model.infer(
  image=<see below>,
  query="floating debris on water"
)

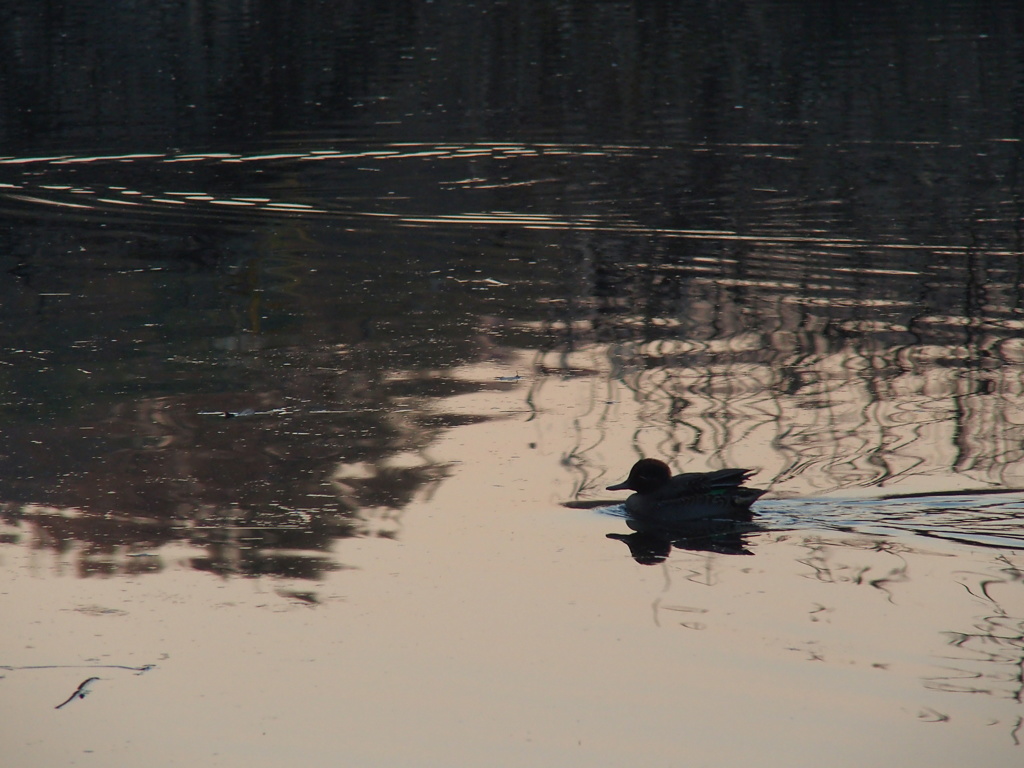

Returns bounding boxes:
[54,677,100,710]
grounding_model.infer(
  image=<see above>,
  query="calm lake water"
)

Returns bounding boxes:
[4,2,1024,766]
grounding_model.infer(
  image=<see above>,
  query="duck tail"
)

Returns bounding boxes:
[703,468,756,491]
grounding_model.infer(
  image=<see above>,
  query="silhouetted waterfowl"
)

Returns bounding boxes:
[607,458,764,527]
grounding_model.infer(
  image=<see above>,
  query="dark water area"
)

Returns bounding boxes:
[3,3,1024,766]
[3,1,1024,151]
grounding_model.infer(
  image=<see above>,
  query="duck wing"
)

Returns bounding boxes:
[661,468,754,497]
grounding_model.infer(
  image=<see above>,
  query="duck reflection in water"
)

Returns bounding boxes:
[607,523,757,564]
[605,459,765,564]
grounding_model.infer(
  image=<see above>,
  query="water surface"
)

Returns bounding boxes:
[3,3,1024,766]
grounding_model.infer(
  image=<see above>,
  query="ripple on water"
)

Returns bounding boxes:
[759,491,1024,550]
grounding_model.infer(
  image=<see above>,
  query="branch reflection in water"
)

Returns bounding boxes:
[540,235,1024,500]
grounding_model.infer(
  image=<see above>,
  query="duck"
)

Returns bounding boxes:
[606,458,764,528]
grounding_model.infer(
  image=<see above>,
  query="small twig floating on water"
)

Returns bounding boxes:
[0,663,155,673]
[54,677,100,710]
[0,663,155,709]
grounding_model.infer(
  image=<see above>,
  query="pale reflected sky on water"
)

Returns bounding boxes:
[4,363,1024,766]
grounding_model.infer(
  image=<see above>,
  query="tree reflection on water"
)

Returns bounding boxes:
[2,139,1024,578]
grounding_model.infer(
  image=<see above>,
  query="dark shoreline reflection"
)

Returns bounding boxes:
[0,367,505,579]
[2,2,1023,151]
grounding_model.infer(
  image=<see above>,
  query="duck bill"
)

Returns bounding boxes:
[606,480,630,491]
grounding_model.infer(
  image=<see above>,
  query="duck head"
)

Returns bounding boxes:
[606,458,672,494]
